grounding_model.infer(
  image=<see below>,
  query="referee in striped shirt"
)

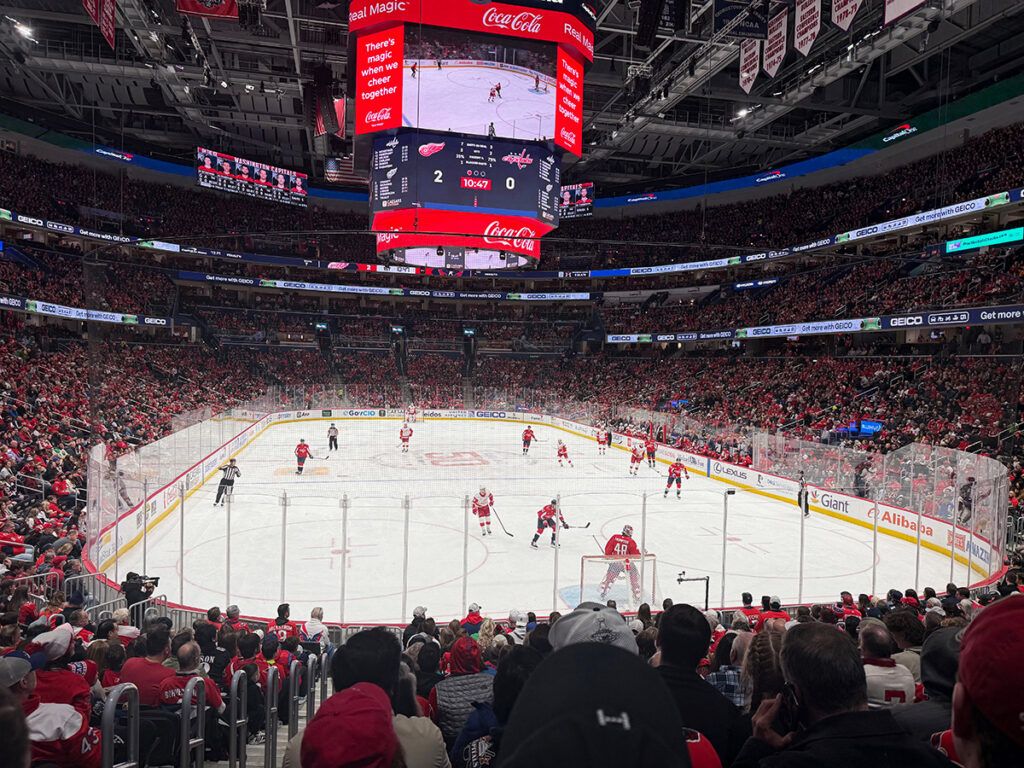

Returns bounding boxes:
[215,458,241,506]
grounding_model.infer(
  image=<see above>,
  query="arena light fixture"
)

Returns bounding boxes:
[737,108,749,118]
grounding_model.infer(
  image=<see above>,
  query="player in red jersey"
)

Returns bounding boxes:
[645,435,658,468]
[596,428,608,455]
[399,423,414,452]
[522,426,536,455]
[600,525,642,601]
[664,458,690,498]
[488,86,497,103]
[411,62,417,79]
[530,499,566,549]
[629,443,645,476]
[556,440,573,467]
[294,439,311,475]
[472,486,494,536]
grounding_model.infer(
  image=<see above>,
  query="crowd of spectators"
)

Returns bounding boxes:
[4,563,1024,767]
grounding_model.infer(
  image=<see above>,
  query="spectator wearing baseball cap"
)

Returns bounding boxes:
[1,650,102,768]
[891,626,961,741]
[656,604,751,765]
[951,595,1024,768]
[735,622,955,767]
[27,623,92,720]
[461,603,484,636]
[404,605,429,647]
[548,602,638,654]
[497,643,721,768]
[756,597,790,631]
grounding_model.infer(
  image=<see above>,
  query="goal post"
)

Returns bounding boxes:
[579,554,657,608]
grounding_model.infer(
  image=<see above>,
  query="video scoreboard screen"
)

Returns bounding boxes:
[370,131,560,224]
[196,148,308,208]
[558,181,593,219]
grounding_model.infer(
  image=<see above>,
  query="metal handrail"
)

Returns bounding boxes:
[288,659,302,740]
[306,653,320,721]
[179,676,207,768]
[264,666,280,768]
[228,670,249,768]
[101,683,140,768]
[320,651,331,706]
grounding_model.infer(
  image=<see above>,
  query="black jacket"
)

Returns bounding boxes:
[733,709,956,768]
[657,663,751,766]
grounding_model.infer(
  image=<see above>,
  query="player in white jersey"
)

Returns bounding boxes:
[472,486,495,536]
[399,423,414,452]
[405,405,418,423]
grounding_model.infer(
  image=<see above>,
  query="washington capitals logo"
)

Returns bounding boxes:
[502,149,534,170]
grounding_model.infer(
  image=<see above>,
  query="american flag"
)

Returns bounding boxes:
[324,156,365,186]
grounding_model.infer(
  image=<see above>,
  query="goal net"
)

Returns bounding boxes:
[579,554,657,608]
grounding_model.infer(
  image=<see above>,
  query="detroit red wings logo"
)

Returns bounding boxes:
[502,149,534,170]
[418,142,446,157]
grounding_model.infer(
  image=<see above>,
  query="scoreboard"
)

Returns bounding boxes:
[558,181,594,220]
[371,131,560,224]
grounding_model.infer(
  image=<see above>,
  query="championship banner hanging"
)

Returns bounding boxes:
[739,39,759,94]
[175,0,239,18]
[884,0,926,26]
[98,0,117,50]
[831,0,864,32]
[762,8,787,77]
[794,0,821,57]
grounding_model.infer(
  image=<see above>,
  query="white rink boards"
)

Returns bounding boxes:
[118,419,968,624]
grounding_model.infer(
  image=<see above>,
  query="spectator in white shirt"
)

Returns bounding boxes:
[859,619,915,709]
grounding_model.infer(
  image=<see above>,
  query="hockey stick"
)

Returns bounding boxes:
[491,508,514,537]
[566,522,591,529]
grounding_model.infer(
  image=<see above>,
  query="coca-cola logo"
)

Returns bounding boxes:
[483,221,537,253]
[501,149,534,170]
[482,7,543,34]
[559,127,577,145]
[365,107,393,123]
[418,142,446,157]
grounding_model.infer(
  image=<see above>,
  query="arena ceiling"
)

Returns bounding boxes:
[0,0,1022,193]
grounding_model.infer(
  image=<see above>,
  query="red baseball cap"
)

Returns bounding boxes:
[958,595,1024,747]
[300,683,398,768]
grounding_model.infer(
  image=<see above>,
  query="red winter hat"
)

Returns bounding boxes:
[957,595,1024,747]
[449,636,483,675]
[300,683,398,768]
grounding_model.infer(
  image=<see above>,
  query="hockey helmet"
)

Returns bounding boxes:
[479,486,487,494]
[622,524,634,537]
[550,498,558,505]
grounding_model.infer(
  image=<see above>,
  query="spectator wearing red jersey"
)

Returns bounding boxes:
[1,651,101,768]
[267,603,299,642]
[157,641,225,715]
[28,624,92,720]
[223,604,249,634]
[118,628,175,707]
[756,597,790,632]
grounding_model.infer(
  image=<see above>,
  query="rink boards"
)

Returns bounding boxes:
[86,407,998,603]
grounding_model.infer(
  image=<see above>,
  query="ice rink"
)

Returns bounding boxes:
[119,419,969,624]
[403,62,556,140]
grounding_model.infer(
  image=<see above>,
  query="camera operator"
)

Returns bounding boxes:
[121,572,158,628]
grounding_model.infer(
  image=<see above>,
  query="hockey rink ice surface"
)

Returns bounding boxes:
[403,63,556,140]
[120,419,971,624]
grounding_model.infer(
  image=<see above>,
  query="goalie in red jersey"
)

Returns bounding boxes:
[664,458,690,498]
[600,525,642,601]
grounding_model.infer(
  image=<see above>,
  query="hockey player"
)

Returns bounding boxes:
[664,458,689,498]
[493,82,502,98]
[600,525,642,601]
[645,435,657,468]
[629,442,645,476]
[488,87,496,103]
[534,74,541,91]
[556,440,573,467]
[530,499,567,549]
[472,486,495,536]
[436,57,443,71]
[327,423,339,452]
[522,426,536,455]
[295,439,311,475]
[214,458,240,506]
[410,62,417,79]
[596,428,608,455]
[399,423,414,453]
[405,405,418,423]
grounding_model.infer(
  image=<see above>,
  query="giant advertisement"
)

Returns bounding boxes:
[355,24,404,134]
[556,48,585,157]
[196,147,308,207]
